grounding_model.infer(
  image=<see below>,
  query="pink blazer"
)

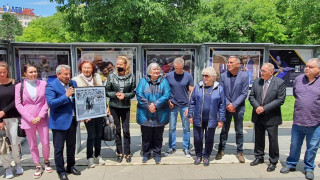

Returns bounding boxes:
[15,80,49,129]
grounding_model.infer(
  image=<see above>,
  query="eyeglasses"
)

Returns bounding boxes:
[202,74,210,78]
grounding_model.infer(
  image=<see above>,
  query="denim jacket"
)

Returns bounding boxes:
[136,75,171,127]
[188,81,226,128]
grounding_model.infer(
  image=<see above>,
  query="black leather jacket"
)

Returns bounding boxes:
[105,72,136,108]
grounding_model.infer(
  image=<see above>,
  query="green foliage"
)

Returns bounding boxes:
[16,13,74,43]
[50,0,200,43]
[18,0,320,44]
[0,13,23,40]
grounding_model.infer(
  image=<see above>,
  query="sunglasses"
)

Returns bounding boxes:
[202,74,210,78]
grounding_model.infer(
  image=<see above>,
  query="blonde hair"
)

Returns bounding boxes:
[116,56,131,75]
[0,61,9,78]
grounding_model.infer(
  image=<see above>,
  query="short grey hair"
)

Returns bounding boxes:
[56,64,71,74]
[228,56,241,63]
[147,63,161,75]
[262,63,275,72]
[173,57,184,65]
[202,67,217,78]
[307,58,320,66]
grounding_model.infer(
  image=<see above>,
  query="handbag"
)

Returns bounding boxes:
[0,128,11,155]
[102,115,116,141]
[17,79,26,137]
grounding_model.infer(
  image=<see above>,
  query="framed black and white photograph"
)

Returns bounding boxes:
[74,86,107,121]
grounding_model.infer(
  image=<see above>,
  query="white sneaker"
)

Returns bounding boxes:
[33,166,43,179]
[88,158,95,168]
[5,167,14,179]
[184,149,192,158]
[94,156,105,165]
[15,164,24,175]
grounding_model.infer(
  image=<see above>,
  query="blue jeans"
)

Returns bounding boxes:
[247,71,253,85]
[169,105,190,150]
[286,124,320,172]
[218,111,244,153]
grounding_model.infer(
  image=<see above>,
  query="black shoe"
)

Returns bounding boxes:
[267,163,276,172]
[125,155,131,163]
[58,173,69,180]
[250,159,264,166]
[117,156,123,163]
[66,166,81,175]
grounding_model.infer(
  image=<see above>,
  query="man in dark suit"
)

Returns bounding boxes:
[249,63,286,172]
[216,56,249,163]
[45,65,81,180]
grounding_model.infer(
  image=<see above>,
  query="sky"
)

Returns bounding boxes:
[1,0,61,17]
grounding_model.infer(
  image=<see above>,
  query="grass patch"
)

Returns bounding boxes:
[129,96,295,123]
[244,96,295,121]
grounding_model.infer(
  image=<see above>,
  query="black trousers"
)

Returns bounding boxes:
[254,120,279,164]
[84,117,104,159]
[193,122,216,158]
[110,107,131,155]
[141,125,165,157]
[52,118,77,174]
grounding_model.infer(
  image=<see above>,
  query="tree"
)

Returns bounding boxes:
[16,13,76,43]
[0,13,23,40]
[51,0,200,43]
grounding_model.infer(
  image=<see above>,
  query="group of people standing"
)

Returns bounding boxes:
[0,56,319,180]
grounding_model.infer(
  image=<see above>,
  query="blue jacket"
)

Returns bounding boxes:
[220,71,249,114]
[45,78,77,130]
[188,81,226,128]
[136,75,170,127]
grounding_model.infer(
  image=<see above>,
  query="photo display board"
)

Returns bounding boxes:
[78,48,136,75]
[18,50,69,81]
[211,50,261,85]
[145,49,195,77]
[269,49,313,87]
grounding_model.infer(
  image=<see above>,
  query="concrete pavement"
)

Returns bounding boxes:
[1,122,320,179]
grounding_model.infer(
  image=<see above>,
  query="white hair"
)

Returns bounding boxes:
[147,63,160,75]
[56,64,71,74]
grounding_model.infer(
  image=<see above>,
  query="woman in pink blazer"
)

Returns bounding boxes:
[15,64,52,179]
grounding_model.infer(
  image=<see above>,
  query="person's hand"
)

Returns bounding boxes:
[65,87,74,98]
[31,116,42,124]
[116,92,125,100]
[0,111,6,119]
[184,109,188,118]
[0,122,5,130]
[256,106,264,115]
[217,121,224,129]
[107,108,111,116]
[85,119,91,123]
[226,103,236,113]
[168,100,174,109]
[148,103,156,113]
[189,118,193,124]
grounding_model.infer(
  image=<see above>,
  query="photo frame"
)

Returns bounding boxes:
[74,86,107,121]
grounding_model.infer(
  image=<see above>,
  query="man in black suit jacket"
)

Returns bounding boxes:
[249,63,286,172]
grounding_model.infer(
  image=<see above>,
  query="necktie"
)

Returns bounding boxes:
[262,81,269,105]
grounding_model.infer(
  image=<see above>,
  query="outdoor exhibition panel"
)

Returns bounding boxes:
[201,43,272,86]
[10,42,71,81]
[270,45,319,87]
[141,43,201,83]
